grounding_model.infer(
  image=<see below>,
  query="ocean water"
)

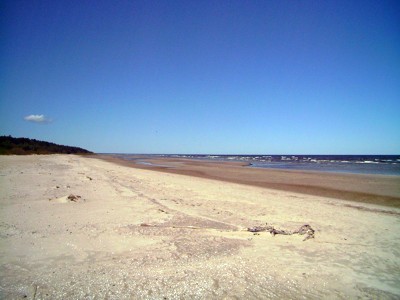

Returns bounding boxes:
[111,154,400,176]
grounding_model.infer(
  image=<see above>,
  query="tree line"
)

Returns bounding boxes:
[0,136,93,155]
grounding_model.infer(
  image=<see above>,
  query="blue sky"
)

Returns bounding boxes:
[1,0,399,154]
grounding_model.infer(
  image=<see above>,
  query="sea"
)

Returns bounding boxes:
[110,154,400,176]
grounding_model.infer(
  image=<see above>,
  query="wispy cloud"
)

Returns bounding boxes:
[24,114,52,124]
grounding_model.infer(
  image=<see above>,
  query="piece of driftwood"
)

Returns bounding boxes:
[247,223,315,241]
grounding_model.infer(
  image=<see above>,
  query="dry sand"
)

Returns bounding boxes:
[1,155,400,299]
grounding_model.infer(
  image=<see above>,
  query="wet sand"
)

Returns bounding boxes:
[97,155,400,208]
[1,155,400,299]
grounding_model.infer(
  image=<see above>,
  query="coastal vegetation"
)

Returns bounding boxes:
[0,136,92,155]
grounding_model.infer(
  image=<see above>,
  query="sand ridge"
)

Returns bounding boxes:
[1,155,399,299]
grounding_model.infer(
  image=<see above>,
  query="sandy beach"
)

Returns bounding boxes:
[99,155,400,208]
[1,154,400,299]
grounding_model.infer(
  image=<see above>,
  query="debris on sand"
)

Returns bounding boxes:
[67,194,81,202]
[247,223,315,241]
[50,194,83,203]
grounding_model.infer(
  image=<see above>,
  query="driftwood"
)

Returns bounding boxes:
[247,224,315,241]
[138,222,315,241]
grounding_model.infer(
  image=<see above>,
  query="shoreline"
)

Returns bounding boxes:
[93,154,400,209]
[248,163,400,177]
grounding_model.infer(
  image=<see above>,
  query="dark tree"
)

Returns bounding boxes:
[0,136,93,155]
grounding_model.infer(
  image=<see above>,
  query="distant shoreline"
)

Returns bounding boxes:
[96,153,400,176]
[93,154,400,209]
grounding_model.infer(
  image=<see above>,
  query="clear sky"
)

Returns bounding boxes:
[1,0,399,154]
